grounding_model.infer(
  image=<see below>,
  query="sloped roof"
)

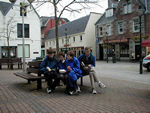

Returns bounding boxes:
[40,16,70,27]
[46,15,90,40]
[0,1,12,16]
[95,12,114,25]
[40,16,50,27]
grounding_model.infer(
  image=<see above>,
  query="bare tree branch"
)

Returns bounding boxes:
[58,0,76,20]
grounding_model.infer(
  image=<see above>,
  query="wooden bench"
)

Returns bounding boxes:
[0,58,22,69]
[14,61,45,89]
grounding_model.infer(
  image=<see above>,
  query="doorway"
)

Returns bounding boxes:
[99,44,104,60]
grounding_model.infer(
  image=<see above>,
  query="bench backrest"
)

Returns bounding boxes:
[27,61,42,74]
[0,58,22,63]
[0,59,9,63]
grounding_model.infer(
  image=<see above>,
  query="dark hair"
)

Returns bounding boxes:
[47,48,55,54]
[85,47,91,51]
[58,51,65,57]
[67,51,74,57]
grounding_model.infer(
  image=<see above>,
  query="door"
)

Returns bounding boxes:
[99,44,104,60]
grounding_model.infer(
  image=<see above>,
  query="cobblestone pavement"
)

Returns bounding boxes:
[0,62,150,113]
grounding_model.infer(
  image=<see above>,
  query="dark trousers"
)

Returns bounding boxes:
[44,71,60,90]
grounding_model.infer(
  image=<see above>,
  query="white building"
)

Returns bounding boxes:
[46,12,101,57]
[0,0,41,62]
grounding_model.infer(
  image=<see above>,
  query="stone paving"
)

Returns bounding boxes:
[0,62,150,113]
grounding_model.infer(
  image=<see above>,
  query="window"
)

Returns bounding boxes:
[50,41,51,45]
[17,44,30,58]
[123,3,132,14]
[53,41,55,45]
[106,25,111,36]
[99,27,103,36]
[73,37,75,42]
[133,18,139,32]
[62,39,64,44]
[17,23,29,38]
[80,35,82,41]
[20,3,27,16]
[118,22,124,34]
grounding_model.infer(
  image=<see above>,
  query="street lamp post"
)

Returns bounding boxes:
[21,3,26,72]
[139,15,143,74]
[106,32,108,63]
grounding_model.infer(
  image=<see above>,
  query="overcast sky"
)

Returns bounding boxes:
[33,0,108,21]
[1,0,108,21]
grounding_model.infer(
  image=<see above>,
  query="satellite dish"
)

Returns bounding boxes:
[9,0,16,3]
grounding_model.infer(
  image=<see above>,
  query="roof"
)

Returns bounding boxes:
[0,1,12,16]
[40,16,70,27]
[95,12,114,25]
[40,16,50,27]
[46,15,90,40]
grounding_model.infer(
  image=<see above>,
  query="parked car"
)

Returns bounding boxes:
[143,54,150,71]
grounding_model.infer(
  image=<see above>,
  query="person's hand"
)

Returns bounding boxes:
[88,65,91,69]
[46,67,51,72]
[67,66,72,71]
[81,62,85,67]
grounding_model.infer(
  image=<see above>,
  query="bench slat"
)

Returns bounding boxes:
[28,61,41,68]
[14,72,45,80]
[27,68,40,74]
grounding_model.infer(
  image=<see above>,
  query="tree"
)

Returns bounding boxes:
[0,16,16,59]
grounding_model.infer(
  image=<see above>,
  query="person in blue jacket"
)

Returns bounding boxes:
[40,48,58,94]
[57,51,67,85]
[78,47,106,94]
[65,51,82,95]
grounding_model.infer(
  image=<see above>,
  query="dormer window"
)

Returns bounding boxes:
[105,9,113,17]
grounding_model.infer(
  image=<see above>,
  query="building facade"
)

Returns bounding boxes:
[40,16,69,58]
[46,12,101,57]
[96,0,150,61]
[0,0,41,62]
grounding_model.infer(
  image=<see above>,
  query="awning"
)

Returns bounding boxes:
[142,39,150,47]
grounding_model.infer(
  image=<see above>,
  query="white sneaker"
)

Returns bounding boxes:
[47,88,52,94]
[68,91,74,95]
[77,86,81,93]
[92,89,97,94]
[98,82,106,88]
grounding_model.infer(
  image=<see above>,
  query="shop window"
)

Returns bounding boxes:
[1,46,17,58]
[120,43,129,57]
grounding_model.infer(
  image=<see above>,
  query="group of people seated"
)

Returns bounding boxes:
[40,47,106,95]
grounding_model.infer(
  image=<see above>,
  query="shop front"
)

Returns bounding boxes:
[142,39,150,55]
[104,38,129,61]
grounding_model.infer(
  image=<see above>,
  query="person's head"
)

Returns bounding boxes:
[58,51,65,61]
[67,51,74,60]
[47,48,55,59]
[85,47,91,56]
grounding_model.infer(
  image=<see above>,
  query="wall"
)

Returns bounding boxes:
[84,13,102,57]
[0,0,41,61]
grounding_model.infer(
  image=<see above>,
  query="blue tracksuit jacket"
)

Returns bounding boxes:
[40,55,57,73]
